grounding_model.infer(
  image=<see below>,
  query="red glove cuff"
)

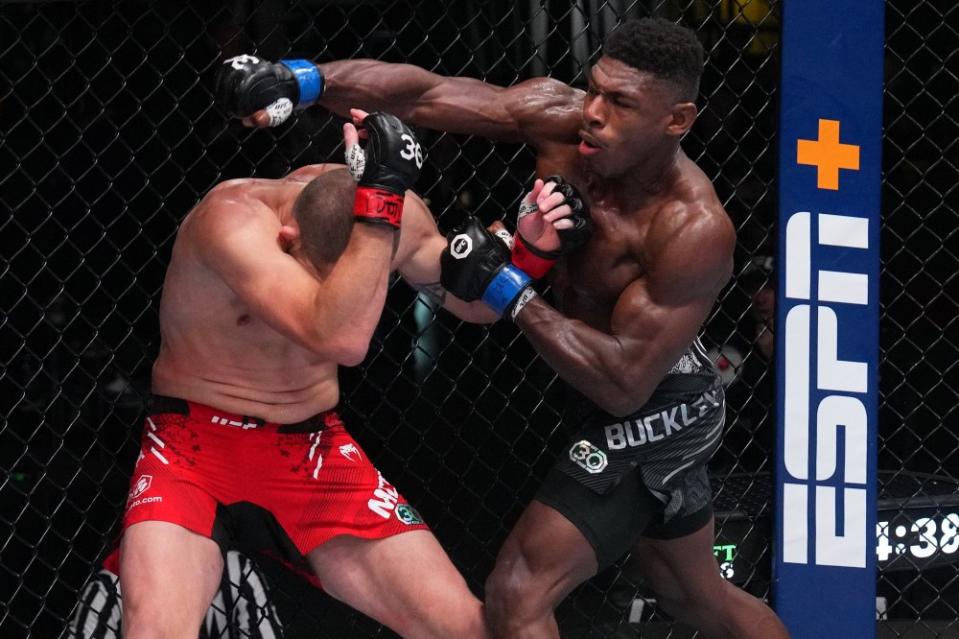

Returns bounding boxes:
[353,187,404,228]
[511,234,556,279]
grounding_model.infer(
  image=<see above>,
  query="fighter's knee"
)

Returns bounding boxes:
[649,574,725,626]
[485,552,548,626]
[389,604,486,639]
[122,603,183,639]
[121,583,207,639]
[435,601,489,639]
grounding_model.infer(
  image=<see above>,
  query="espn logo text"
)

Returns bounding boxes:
[782,211,870,568]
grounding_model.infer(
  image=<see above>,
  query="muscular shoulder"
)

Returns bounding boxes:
[185,185,280,249]
[506,77,584,147]
[645,188,735,302]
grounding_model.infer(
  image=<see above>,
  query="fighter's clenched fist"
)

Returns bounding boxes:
[439,175,588,318]
[214,55,323,126]
[346,110,424,228]
[511,175,591,278]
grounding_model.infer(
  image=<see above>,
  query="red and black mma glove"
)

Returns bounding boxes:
[346,113,424,229]
[214,55,323,126]
[440,217,537,320]
[511,174,592,278]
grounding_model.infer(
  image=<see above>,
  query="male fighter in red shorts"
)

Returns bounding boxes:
[216,17,789,639]
[110,112,518,638]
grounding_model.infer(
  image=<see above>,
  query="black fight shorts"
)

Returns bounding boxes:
[535,376,725,570]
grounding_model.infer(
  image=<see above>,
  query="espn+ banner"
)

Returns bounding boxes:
[774,2,883,636]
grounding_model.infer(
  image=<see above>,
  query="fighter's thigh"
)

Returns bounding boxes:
[307,531,484,638]
[632,514,725,604]
[119,521,223,632]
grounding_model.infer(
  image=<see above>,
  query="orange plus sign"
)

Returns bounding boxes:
[796,119,860,190]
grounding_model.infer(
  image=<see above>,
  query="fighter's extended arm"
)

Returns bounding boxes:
[215,55,583,148]
[196,199,394,366]
[516,206,734,416]
[319,60,582,145]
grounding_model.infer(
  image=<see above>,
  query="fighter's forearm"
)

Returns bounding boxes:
[316,59,529,142]
[515,298,655,416]
[313,224,394,366]
[318,60,444,121]
[443,296,501,324]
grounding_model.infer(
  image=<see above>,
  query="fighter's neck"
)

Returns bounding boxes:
[587,145,684,209]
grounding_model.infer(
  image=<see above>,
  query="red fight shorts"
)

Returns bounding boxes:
[105,395,428,576]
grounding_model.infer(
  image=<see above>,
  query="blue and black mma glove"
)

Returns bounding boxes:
[441,175,591,319]
[214,55,324,126]
[440,217,538,320]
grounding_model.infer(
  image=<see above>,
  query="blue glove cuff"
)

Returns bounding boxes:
[280,59,324,108]
[482,264,532,316]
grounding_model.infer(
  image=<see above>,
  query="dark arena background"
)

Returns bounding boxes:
[1,1,956,637]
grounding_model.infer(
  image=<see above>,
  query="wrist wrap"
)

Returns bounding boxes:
[481,264,532,316]
[510,287,538,321]
[511,234,558,279]
[280,59,324,108]
[353,187,404,228]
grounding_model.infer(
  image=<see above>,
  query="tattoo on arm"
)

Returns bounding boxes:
[411,281,447,307]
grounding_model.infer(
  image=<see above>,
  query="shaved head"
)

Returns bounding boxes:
[292,169,356,267]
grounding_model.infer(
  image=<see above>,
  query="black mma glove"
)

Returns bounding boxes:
[349,113,424,228]
[511,174,591,278]
[542,174,592,253]
[214,55,323,126]
[441,217,537,319]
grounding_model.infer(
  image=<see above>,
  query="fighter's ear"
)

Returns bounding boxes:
[665,101,698,137]
[277,224,300,252]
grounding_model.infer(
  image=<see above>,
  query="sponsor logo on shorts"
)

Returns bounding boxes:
[128,474,152,501]
[603,390,721,451]
[128,495,163,510]
[339,443,361,462]
[368,471,399,519]
[211,415,260,430]
[395,504,424,525]
[569,440,608,474]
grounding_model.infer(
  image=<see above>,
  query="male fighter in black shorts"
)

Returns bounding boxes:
[216,17,789,638]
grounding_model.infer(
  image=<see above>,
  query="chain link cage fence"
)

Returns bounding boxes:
[0,0,954,637]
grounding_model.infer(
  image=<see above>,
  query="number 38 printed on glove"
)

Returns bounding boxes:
[399,133,423,169]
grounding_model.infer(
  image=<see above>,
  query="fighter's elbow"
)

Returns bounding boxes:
[331,337,371,367]
[594,379,652,418]
[596,395,644,419]
[298,329,369,367]
[336,348,369,367]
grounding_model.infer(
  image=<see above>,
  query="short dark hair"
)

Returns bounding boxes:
[292,169,355,267]
[603,17,704,101]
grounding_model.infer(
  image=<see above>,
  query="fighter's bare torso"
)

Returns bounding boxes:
[152,164,420,423]
[536,147,729,333]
